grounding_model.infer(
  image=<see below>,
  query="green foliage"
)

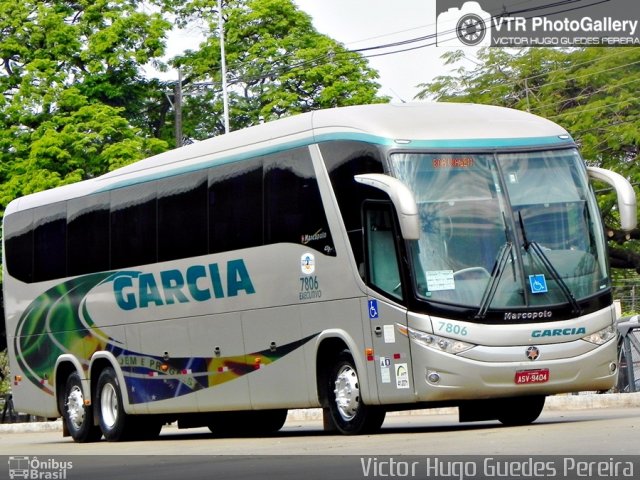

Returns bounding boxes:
[0,349,9,397]
[165,0,388,138]
[0,0,388,215]
[0,0,172,214]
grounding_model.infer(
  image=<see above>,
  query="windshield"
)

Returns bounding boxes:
[389,149,609,315]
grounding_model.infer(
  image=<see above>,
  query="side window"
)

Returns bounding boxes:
[158,171,208,262]
[209,159,263,254]
[4,210,34,283]
[68,193,110,276]
[33,203,67,282]
[111,183,157,269]
[264,147,335,256]
[320,141,385,270]
[364,203,403,301]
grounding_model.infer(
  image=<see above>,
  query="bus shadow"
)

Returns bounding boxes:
[150,415,584,442]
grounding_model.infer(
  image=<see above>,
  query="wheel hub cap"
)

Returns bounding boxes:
[334,365,360,421]
[100,383,119,429]
[66,386,85,429]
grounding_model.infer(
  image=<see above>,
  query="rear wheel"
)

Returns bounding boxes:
[327,351,385,435]
[61,372,102,443]
[497,395,546,426]
[95,367,138,441]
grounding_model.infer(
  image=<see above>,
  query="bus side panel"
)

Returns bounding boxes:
[242,305,313,409]
[188,312,252,412]
[7,333,58,418]
[126,320,196,414]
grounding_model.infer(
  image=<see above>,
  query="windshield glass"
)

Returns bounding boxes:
[390,149,608,314]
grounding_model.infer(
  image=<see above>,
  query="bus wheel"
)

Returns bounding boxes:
[62,372,102,443]
[327,351,385,435]
[497,395,546,426]
[96,367,134,441]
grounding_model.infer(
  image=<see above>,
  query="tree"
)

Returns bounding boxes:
[0,0,171,214]
[416,47,640,272]
[164,0,388,138]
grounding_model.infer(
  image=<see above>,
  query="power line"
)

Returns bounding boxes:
[189,0,599,86]
[176,0,622,106]
[546,97,640,120]
[530,76,640,113]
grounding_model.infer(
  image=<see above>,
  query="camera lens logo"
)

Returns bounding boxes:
[436,1,492,47]
[456,12,487,45]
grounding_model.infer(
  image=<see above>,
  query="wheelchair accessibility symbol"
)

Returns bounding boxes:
[529,274,548,294]
[368,299,379,319]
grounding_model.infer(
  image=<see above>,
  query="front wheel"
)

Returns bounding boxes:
[61,372,102,443]
[327,351,385,435]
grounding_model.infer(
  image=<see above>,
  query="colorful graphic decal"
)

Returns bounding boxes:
[14,271,317,404]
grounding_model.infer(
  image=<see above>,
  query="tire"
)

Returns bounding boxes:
[61,372,102,443]
[95,367,136,441]
[327,351,386,435]
[497,395,546,426]
[208,409,288,436]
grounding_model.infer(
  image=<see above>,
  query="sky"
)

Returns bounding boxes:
[292,0,474,102]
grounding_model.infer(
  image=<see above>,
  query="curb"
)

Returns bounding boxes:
[2,392,639,433]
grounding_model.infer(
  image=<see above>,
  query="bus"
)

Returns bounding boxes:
[2,103,636,442]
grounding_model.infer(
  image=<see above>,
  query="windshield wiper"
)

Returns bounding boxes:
[475,242,512,320]
[518,212,582,316]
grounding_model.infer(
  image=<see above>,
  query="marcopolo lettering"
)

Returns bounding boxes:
[532,327,587,338]
[504,311,552,321]
[114,259,255,311]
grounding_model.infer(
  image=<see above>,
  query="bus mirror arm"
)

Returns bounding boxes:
[354,174,420,240]
[587,166,637,231]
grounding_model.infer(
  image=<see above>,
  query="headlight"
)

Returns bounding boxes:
[403,325,475,354]
[582,325,617,345]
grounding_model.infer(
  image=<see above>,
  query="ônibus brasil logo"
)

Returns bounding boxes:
[8,456,73,480]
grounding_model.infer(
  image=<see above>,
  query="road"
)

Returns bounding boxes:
[1,407,639,480]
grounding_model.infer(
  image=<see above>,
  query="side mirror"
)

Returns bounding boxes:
[354,173,420,240]
[587,166,637,231]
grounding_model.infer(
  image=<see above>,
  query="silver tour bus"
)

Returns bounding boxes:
[2,103,636,441]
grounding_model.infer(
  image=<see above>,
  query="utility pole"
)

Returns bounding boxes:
[218,0,230,133]
[174,69,183,147]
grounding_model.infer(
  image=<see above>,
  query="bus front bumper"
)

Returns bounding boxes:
[410,338,618,402]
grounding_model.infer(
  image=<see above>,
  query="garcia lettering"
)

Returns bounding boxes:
[114,259,255,311]
[532,327,587,338]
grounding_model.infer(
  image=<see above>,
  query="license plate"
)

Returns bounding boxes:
[515,369,550,384]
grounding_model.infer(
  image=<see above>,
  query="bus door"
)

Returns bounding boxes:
[363,202,415,404]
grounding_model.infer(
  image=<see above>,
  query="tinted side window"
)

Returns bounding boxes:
[264,148,335,256]
[158,171,208,262]
[319,141,385,268]
[209,159,263,254]
[4,210,34,283]
[68,193,110,276]
[111,183,157,269]
[32,203,67,282]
